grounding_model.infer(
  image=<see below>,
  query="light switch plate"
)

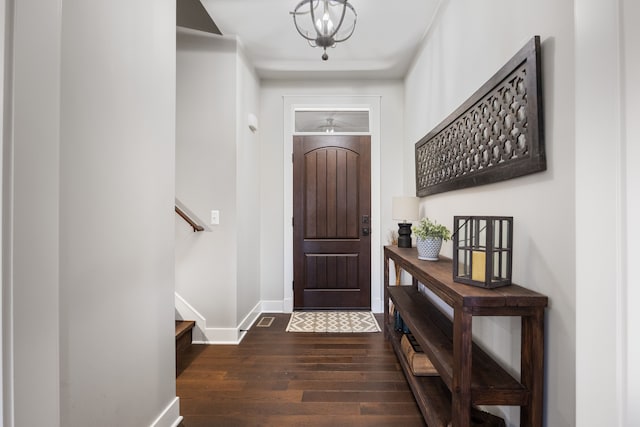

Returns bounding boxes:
[210,210,220,225]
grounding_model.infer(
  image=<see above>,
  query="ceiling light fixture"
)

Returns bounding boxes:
[290,0,357,61]
[319,118,336,133]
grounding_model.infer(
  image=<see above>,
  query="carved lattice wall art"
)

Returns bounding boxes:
[415,36,545,197]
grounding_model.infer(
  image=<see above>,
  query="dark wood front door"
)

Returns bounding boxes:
[293,135,371,309]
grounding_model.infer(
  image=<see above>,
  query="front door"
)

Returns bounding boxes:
[293,135,371,309]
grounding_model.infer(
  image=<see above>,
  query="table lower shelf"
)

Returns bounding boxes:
[388,285,528,406]
[387,323,506,427]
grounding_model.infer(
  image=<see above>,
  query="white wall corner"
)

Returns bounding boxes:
[176,293,264,344]
[261,300,285,313]
[283,297,293,313]
[202,301,261,344]
[175,292,221,343]
[194,327,243,345]
[239,301,262,332]
[371,297,383,314]
[175,292,206,336]
[150,397,182,427]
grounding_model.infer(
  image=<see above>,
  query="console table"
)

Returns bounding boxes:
[383,245,547,427]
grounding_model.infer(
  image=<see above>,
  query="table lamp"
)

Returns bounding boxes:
[392,196,419,248]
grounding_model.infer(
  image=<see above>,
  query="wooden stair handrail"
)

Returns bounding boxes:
[175,205,205,232]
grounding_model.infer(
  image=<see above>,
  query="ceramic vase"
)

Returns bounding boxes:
[416,237,442,261]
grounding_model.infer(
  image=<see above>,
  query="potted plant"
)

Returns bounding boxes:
[412,217,451,261]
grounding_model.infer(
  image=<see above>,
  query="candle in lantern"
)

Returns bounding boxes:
[472,251,486,282]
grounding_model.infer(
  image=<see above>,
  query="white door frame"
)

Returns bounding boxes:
[1,0,7,421]
[282,95,382,313]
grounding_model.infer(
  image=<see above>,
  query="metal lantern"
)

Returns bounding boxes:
[453,216,513,288]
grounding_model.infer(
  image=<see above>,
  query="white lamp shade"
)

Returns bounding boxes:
[392,196,419,222]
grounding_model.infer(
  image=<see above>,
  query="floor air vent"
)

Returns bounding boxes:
[256,316,275,328]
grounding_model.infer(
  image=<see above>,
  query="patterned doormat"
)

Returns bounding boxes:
[286,311,381,333]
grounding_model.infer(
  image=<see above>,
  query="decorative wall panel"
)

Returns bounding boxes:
[415,36,545,197]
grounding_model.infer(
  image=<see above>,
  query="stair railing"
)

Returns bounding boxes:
[175,198,208,232]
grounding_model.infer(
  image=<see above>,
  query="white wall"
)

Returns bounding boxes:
[404,0,575,425]
[58,1,177,425]
[0,0,5,419]
[576,0,639,426]
[175,32,262,340]
[176,32,238,331]
[235,48,261,325]
[6,0,62,424]
[259,80,404,311]
[5,0,178,426]
[622,2,640,424]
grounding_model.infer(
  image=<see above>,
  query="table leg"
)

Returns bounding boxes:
[521,309,545,427]
[384,254,389,338]
[451,308,472,427]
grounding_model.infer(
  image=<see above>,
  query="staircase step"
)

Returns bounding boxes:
[175,320,195,340]
[175,320,196,376]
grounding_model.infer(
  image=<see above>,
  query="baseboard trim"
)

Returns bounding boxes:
[239,301,262,332]
[150,396,182,427]
[176,293,381,344]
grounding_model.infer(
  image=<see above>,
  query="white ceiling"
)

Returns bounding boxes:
[200,0,442,79]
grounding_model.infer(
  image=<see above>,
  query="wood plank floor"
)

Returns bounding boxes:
[177,313,426,426]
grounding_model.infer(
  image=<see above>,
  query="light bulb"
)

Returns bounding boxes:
[314,0,334,35]
[315,13,333,34]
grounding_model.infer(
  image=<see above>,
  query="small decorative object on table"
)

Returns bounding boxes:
[412,217,451,261]
[392,196,420,248]
[387,229,398,246]
[453,216,513,288]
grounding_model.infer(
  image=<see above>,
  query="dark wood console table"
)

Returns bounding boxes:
[383,245,547,427]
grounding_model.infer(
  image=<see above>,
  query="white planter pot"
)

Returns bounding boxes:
[416,237,443,261]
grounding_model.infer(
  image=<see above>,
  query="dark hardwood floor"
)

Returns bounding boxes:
[177,313,425,426]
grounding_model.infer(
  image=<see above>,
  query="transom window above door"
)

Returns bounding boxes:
[294,110,370,133]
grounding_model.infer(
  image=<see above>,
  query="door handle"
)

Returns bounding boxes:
[362,227,370,236]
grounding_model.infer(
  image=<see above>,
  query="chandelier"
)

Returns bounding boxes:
[290,0,357,61]
[319,118,336,133]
